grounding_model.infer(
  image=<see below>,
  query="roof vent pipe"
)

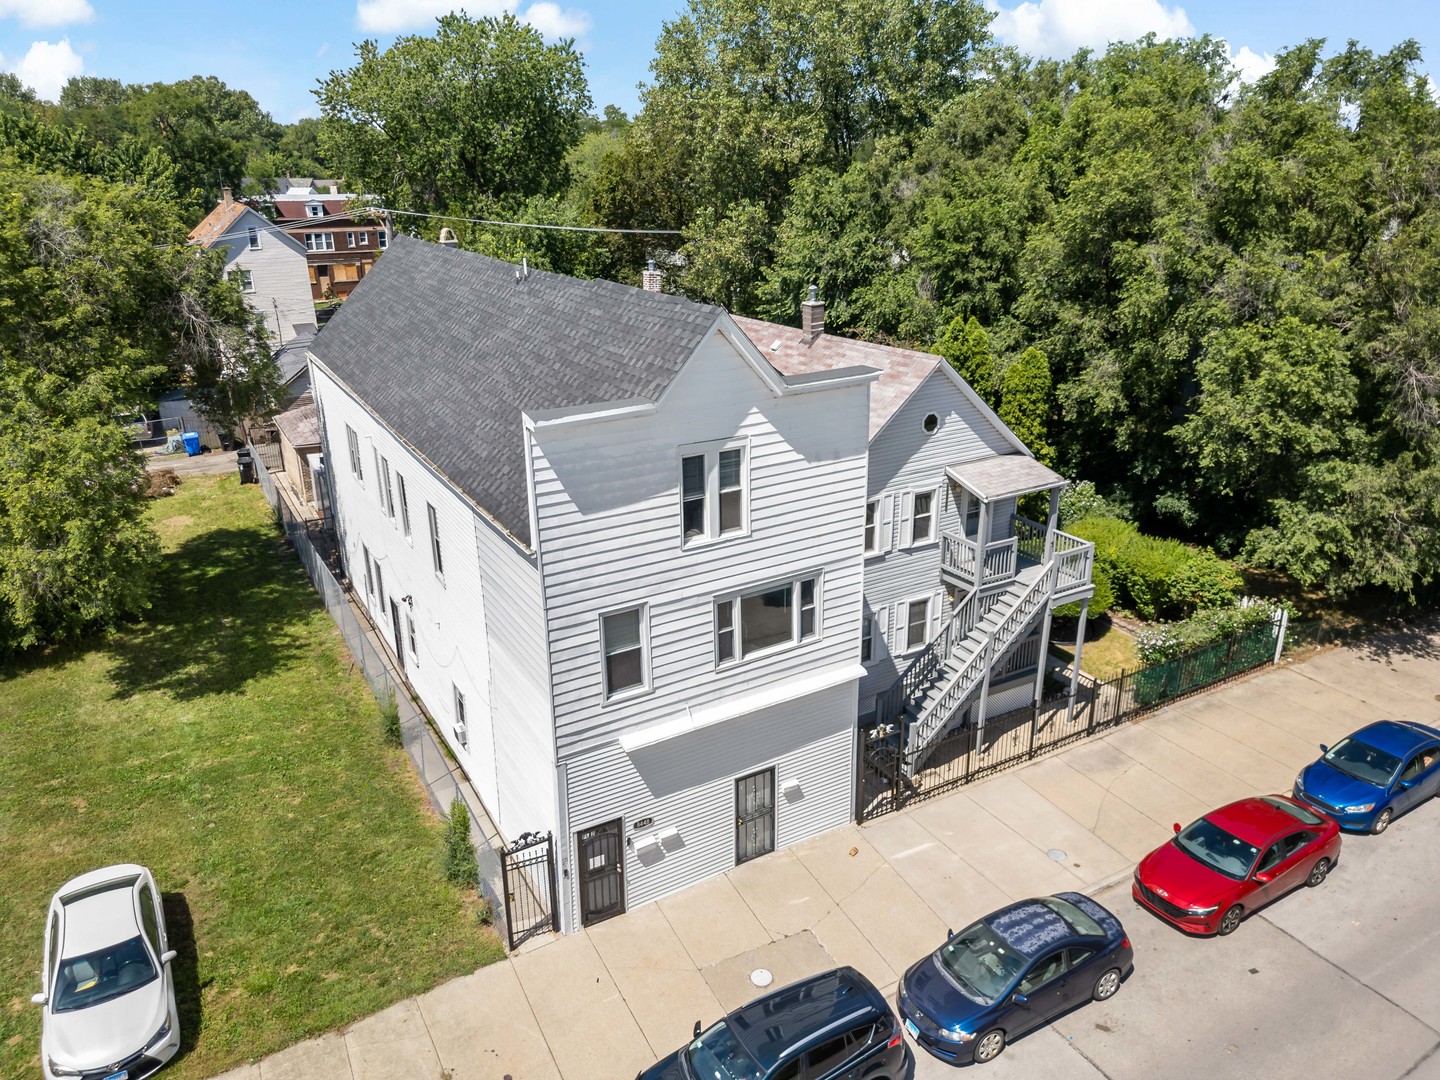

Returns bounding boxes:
[438,227,459,248]
[801,284,825,343]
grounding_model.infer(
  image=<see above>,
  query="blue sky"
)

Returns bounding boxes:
[0,0,1434,121]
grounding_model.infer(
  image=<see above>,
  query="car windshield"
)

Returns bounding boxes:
[687,1020,762,1080]
[1037,896,1105,937]
[53,936,156,1012]
[1174,819,1260,881]
[937,921,1029,1005]
[1260,795,1324,826]
[1323,738,1401,786]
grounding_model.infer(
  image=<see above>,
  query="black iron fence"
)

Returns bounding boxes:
[857,620,1284,822]
[500,831,559,952]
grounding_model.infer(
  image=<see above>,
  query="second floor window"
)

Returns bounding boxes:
[905,597,929,653]
[715,575,819,665]
[345,425,363,480]
[380,456,395,518]
[378,229,388,249]
[247,226,261,250]
[601,607,647,699]
[227,268,253,292]
[305,232,335,252]
[680,443,747,544]
[910,490,936,545]
[863,499,880,554]
[357,230,370,245]
[427,502,444,578]
[397,473,411,537]
[346,231,356,247]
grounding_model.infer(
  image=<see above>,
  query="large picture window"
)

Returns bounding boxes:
[601,607,647,699]
[715,575,820,664]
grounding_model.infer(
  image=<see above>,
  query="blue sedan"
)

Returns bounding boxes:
[1293,720,1440,834]
[897,892,1132,1065]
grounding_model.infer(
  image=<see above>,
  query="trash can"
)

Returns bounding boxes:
[182,431,201,457]
[235,447,255,485]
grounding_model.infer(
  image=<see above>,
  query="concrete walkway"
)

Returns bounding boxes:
[213,623,1440,1080]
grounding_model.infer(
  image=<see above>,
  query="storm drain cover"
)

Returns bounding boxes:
[1047,848,1067,861]
[751,968,774,988]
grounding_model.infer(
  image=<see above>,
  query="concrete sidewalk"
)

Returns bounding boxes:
[213,623,1440,1080]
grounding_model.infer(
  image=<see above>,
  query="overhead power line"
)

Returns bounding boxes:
[353,204,684,236]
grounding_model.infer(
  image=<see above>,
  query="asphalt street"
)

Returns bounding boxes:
[908,792,1440,1080]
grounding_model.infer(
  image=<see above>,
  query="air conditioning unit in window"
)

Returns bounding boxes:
[453,722,468,749]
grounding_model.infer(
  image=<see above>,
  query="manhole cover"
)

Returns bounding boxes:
[1046,848,1067,861]
[750,968,774,988]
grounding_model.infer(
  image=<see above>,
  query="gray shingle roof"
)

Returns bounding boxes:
[310,236,725,547]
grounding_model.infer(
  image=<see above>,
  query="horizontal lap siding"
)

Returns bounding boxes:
[220,212,314,348]
[532,330,872,762]
[312,365,555,841]
[562,681,857,928]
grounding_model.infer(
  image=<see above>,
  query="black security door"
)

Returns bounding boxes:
[577,819,625,926]
[735,768,776,864]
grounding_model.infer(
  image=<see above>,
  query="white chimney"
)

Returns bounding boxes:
[642,258,663,293]
[801,284,825,343]
[221,186,233,206]
[438,227,459,248]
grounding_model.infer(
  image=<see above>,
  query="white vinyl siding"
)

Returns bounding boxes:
[211,208,311,347]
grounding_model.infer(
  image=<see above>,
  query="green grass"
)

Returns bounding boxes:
[0,474,503,1079]
[1050,619,1140,680]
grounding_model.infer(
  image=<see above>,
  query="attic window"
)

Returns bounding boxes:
[923,413,939,434]
[306,203,324,218]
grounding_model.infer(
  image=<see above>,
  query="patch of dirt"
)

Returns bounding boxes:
[160,515,196,529]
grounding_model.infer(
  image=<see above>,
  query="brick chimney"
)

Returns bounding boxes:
[221,185,233,206]
[642,258,663,293]
[801,284,825,343]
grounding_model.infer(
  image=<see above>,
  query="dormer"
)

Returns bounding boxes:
[306,201,325,218]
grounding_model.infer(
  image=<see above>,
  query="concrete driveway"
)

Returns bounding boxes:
[215,624,1440,1080]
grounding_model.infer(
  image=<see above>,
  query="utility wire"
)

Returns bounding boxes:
[352,204,684,236]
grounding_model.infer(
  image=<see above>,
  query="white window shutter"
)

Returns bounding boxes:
[878,493,892,553]
[898,492,912,548]
[931,590,943,640]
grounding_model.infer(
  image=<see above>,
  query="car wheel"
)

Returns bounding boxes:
[1306,857,1331,887]
[1217,904,1243,936]
[1372,808,1393,835]
[974,1028,1006,1063]
[1093,968,1122,1001]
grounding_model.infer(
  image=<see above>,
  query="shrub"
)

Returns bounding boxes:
[1066,516,1242,620]
[1059,480,1125,526]
[441,797,479,890]
[1054,560,1116,621]
[1135,598,1287,665]
[1170,550,1245,613]
[379,689,402,747]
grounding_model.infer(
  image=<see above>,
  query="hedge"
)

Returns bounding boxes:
[1065,515,1243,621]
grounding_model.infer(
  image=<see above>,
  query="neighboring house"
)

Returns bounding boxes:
[272,186,388,301]
[735,295,1096,778]
[272,397,322,511]
[309,236,877,934]
[274,333,317,406]
[308,237,1094,934]
[188,188,315,347]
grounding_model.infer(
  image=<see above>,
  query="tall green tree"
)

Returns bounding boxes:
[998,346,1054,464]
[934,315,997,406]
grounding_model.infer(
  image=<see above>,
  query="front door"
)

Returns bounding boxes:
[735,769,776,864]
[577,819,625,926]
[389,600,405,671]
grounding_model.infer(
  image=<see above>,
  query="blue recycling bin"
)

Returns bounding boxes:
[182,431,201,457]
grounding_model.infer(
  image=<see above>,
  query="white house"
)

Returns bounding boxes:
[189,188,315,347]
[308,237,879,933]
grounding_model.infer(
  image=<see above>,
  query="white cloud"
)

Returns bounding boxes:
[355,0,590,39]
[0,0,92,29]
[987,0,1193,57]
[1227,43,1276,85]
[1,37,82,101]
[1427,75,1439,105]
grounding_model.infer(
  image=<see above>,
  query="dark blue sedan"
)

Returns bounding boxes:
[1293,720,1440,834]
[897,892,1132,1065]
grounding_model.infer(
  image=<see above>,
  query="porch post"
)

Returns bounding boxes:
[1065,602,1089,725]
[974,633,996,736]
[1044,486,1061,562]
[976,498,992,582]
[1031,606,1055,707]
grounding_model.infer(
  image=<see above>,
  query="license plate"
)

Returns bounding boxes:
[904,1018,919,1039]
[103,1071,129,1080]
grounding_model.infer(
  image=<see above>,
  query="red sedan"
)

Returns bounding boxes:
[1133,794,1342,936]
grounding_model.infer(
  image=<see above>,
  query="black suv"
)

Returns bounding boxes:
[637,966,908,1080]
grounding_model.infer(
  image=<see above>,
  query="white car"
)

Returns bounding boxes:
[32,865,180,1080]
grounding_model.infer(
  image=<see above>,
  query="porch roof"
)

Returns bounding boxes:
[946,453,1066,501]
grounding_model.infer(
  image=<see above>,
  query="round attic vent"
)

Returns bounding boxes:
[923,413,939,434]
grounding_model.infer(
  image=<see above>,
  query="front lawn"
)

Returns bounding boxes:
[0,474,502,1079]
[1049,619,1139,681]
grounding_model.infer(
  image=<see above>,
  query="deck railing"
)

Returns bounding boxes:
[941,532,1018,587]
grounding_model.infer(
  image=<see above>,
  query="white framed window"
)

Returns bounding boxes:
[357,230,370,246]
[377,229,388,249]
[452,685,468,748]
[362,545,374,596]
[380,456,395,518]
[679,441,748,544]
[406,613,417,658]
[861,614,876,664]
[305,232,335,252]
[600,606,648,700]
[909,489,937,546]
[714,574,820,665]
[427,503,444,578]
[346,231,356,247]
[346,425,363,480]
[227,268,254,292]
[863,499,880,555]
[372,447,382,501]
[964,494,980,540]
[247,226,261,250]
[373,559,385,612]
[904,596,930,653]
[397,473,411,538]
[306,202,324,218]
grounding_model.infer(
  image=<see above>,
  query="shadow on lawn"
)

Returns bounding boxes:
[105,525,321,701]
[162,892,204,1059]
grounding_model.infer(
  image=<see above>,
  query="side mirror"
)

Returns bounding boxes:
[1011,992,1029,1006]
[1254,871,1272,884]
[31,993,46,1005]
[1319,745,1328,754]
[1398,779,1415,790]
[693,1020,702,1039]
[947,927,954,939]
[160,950,177,965]
[1172,823,1181,835]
